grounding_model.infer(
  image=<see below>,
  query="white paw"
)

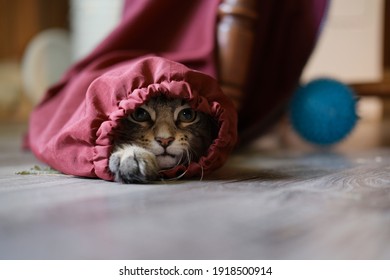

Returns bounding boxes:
[109,145,159,183]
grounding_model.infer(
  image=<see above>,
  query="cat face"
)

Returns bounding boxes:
[114,95,217,170]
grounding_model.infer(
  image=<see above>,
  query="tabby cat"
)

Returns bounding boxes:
[109,95,217,183]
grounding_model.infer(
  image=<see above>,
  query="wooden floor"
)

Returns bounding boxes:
[0,120,390,260]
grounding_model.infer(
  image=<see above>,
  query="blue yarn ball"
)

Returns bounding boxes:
[289,78,358,145]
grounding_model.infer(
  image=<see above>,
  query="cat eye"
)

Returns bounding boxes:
[131,108,151,122]
[178,108,197,123]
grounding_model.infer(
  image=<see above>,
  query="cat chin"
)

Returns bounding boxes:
[156,155,179,170]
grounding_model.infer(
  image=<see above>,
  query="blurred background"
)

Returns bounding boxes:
[0,0,123,122]
[0,0,389,148]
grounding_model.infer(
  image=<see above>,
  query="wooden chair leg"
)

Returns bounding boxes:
[216,0,259,110]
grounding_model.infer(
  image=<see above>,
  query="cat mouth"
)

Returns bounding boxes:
[156,152,175,158]
[156,153,180,169]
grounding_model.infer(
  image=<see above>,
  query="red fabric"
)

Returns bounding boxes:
[25,0,328,181]
[26,56,237,181]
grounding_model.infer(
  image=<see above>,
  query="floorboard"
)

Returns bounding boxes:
[0,123,389,259]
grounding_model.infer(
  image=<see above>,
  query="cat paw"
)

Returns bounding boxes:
[109,145,159,184]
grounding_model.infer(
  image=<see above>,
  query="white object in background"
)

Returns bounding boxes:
[0,61,21,112]
[302,0,384,84]
[21,29,71,105]
[70,0,123,61]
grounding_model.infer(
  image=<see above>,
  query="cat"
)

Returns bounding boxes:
[109,95,218,183]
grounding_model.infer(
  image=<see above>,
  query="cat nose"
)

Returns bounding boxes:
[155,137,174,148]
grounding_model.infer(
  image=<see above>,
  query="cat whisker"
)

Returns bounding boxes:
[183,148,205,182]
[160,168,189,182]
[185,146,206,182]
[184,148,192,165]
[159,149,192,182]
[178,150,188,166]
[199,164,204,181]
